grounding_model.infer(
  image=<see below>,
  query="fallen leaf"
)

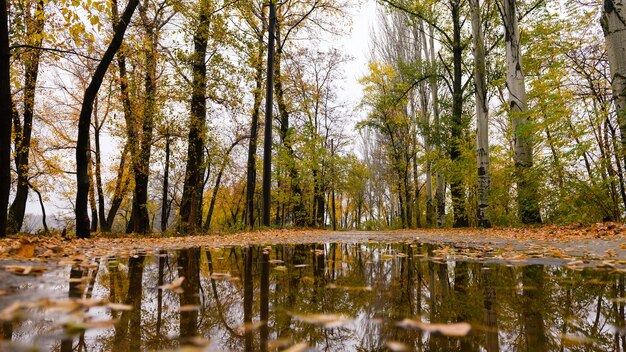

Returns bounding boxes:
[107,303,132,311]
[292,313,352,328]
[236,321,265,333]
[396,319,471,337]
[386,341,409,351]
[160,276,185,292]
[179,305,200,312]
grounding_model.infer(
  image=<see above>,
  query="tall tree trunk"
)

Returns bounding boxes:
[450,0,468,228]
[427,23,446,228]
[501,0,542,224]
[104,142,129,231]
[603,0,626,198]
[88,142,98,232]
[8,0,45,234]
[75,0,139,238]
[129,2,158,234]
[262,1,277,227]
[470,0,492,228]
[30,183,48,233]
[94,121,107,230]
[179,5,210,233]
[245,15,265,229]
[161,131,170,232]
[106,0,136,232]
[0,0,10,238]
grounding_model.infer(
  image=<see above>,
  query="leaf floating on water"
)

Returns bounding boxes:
[386,341,409,351]
[283,342,308,352]
[179,305,200,312]
[292,313,352,328]
[396,319,471,337]
[561,334,594,345]
[107,303,132,311]
[235,321,266,333]
[0,302,24,320]
[4,265,47,276]
[64,319,118,334]
[160,276,185,292]
[274,266,288,272]
[209,272,231,279]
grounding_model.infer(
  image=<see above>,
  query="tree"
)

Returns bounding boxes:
[499,0,542,224]
[75,0,140,239]
[470,0,492,228]
[602,0,626,185]
[179,0,212,233]
[0,0,11,238]
[7,0,45,234]
[262,0,277,227]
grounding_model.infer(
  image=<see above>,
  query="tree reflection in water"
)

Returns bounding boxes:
[1,242,626,351]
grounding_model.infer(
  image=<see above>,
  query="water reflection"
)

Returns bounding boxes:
[1,242,626,351]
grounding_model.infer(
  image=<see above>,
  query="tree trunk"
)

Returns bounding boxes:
[88,142,98,232]
[470,0,492,228]
[0,0,11,238]
[104,142,129,231]
[179,6,210,233]
[8,0,45,234]
[129,2,158,234]
[262,1,277,227]
[501,0,541,224]
[450,0,468,228]
[30,183,48,233]
[161,131,170,232]
[75,0,139,238]
[603,0,626,196]
[246,7,266,229]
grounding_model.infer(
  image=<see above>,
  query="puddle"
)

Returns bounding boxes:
[0,242,624,351]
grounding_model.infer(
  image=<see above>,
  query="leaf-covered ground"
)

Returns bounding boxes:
[1,222,626,265]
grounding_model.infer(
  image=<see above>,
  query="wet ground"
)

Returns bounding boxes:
[1,233,626,351]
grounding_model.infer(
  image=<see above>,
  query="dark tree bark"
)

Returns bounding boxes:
[0,0,12,238]
[161,131,170,232]
[179,5,210,233]
[449,0,469,228]
[8,0,45,234]
[129,1,158,234]
[245,7,265,229]
[93,101,107,231]
[274,18,307,227]
[29,183,48,233]
[75,0,140,238]
[262,0,277,227]
[105,0,136,232]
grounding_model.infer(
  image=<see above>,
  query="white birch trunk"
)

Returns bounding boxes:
[470,0,491,228]
[602,0,626,174]
[501,0,541,224]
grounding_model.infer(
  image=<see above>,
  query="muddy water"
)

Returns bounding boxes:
[0,242,624,351]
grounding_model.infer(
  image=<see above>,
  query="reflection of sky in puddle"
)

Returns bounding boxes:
[0,242,624,351]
